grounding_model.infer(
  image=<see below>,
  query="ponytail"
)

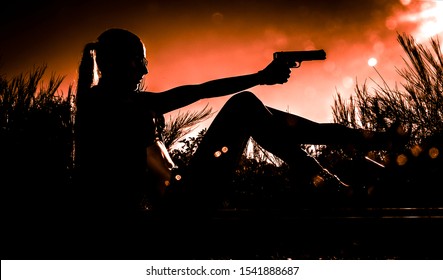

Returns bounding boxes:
[74,42,97,167]
[76,42,97,96]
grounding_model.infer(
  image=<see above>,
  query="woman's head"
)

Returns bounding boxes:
[77,28,148,93]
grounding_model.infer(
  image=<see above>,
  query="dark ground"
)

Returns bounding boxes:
[3,177,442,260]
[144,207,443,260]
[3,207,442,260]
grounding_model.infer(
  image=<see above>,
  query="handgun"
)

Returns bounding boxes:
[273,49,326,68]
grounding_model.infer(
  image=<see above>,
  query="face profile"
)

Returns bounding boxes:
[94,28,149,91]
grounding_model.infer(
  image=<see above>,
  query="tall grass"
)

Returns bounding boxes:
[1,65,75,225]
[329,33,442,205]
[162,104,214,149]
[332,33,442,144]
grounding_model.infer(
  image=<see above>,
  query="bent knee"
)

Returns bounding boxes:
[229,91,257,102]
[226,91,262,108]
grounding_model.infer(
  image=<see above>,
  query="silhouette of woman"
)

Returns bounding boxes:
[74,28,403,223]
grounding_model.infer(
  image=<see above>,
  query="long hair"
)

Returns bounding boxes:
[74,29,143,168]
[76,43,97,99]
[74,42,96,169]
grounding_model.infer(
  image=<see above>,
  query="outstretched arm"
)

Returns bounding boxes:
[150,59,291,113]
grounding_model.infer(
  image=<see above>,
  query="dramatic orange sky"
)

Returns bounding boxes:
[1,0,442,130]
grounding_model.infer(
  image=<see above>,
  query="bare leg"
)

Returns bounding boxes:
[189,91,387,168]
[168,91,394,210]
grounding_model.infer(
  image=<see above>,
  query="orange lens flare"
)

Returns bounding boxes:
[396,154,408,166]
[312,175,324,188]
[428,147,439,159]
[410,145,423,157]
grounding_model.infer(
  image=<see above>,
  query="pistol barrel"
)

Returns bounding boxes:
[273,49,326,67]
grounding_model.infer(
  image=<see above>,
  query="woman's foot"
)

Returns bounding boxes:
[356,121,410,153]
